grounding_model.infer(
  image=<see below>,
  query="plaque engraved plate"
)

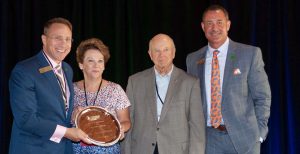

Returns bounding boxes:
[75,106,121,146]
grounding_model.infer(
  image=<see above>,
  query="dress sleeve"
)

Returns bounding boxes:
[112,84,131,110]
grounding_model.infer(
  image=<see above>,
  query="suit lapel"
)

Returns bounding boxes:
[36,51,67,118]
[222,40,237,103]
[146,69,158,123]
[62,63,73,120]
[196,48,208,120]
[159,67,179,122]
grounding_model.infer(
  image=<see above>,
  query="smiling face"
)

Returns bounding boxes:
[41,23,72,63]
[201,9,231,49]
[79,49,105,80]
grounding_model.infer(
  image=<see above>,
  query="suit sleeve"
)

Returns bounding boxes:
[189,79,206,154]
[121,76,134,154]
[9,66,58,140]
[248,48,271,140]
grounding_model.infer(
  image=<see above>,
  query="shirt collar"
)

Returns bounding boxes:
[207,37,229,56]
[154,65,173,78]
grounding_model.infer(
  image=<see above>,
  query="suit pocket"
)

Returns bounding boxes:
[169,141,188,154]
[180,141,188,153]
[19,132,43,146]
[232,74,248,97]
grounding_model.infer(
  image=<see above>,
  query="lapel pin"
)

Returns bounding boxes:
[229,53,237,62]
[197,58,205,65]
[39,66,52,74]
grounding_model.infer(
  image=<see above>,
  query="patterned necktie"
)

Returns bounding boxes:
[210,50,222,128]
[55,65,67,110]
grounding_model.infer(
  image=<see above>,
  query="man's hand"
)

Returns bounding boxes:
[64,128,92,144]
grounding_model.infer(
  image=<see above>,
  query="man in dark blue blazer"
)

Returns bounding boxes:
[186,5,271,154]
[9,17,91,154]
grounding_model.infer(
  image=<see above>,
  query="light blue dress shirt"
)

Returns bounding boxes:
[154,65,173,121]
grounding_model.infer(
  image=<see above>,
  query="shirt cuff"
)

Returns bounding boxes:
[50,125,67,143]
[259,137,263,143]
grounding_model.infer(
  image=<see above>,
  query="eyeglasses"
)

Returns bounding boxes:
[46,35,73,43]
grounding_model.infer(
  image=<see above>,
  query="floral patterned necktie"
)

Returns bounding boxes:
[210,50,222,128]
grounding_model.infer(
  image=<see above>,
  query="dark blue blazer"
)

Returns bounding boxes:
[9,51,74,154]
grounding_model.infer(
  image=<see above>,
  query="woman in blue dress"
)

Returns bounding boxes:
[71,38,131,154]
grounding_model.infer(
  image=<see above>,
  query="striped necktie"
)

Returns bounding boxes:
[55,64,68,110]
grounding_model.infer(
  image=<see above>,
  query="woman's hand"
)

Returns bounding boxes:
[116,107,131,141]
[71,106,85,123]
[119,125,125,140]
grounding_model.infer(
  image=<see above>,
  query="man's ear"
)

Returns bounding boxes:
[201,22,205,32]
[148,50,152,60]
[41,34,46,46]
[227,20,231,31]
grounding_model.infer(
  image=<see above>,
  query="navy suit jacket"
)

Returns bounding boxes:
[9,51,74,154]
[186,39,271,153]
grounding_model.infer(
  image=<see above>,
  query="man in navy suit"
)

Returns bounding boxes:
[186,5,271,154]
[9,17,91,154]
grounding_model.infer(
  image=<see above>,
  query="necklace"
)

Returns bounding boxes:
[84,79,102,106]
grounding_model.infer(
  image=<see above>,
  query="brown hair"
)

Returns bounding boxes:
[202,5,230,21]
[43,17,72,35]
[76,38,110,64]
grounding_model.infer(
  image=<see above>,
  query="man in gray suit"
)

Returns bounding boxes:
[121,34,205,154]
[186,5,271,154]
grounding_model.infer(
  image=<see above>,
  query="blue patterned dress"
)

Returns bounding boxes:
[72,81,130,154]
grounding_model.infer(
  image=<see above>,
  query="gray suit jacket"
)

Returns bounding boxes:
[186,39,271,153]
[121,66,205,154]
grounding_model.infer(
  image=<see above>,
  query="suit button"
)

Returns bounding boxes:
[152,143,155,146]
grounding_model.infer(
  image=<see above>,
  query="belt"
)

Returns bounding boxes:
[210,125,227,132]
